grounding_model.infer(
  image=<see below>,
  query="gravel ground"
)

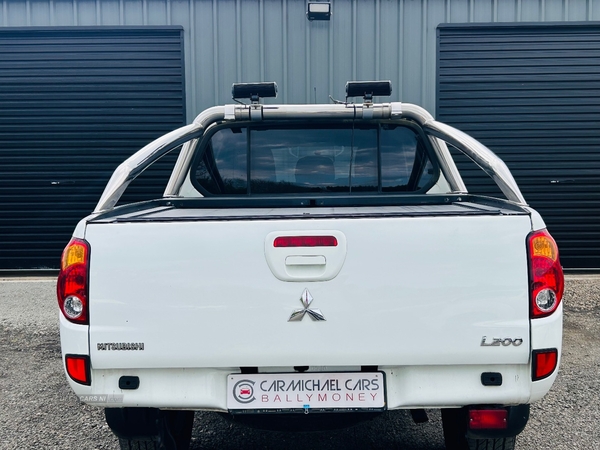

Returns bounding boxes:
[0,276,598,450]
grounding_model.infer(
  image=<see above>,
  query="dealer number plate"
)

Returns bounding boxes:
[227,372,385,411]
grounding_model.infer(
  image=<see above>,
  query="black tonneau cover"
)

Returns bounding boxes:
[92,195,528,223]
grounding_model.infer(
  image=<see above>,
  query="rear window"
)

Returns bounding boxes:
[192,123,437,195]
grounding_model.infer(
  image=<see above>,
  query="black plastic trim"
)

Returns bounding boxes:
[481,372,503,386]
[119,376,140,390]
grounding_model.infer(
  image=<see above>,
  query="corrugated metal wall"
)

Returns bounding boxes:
[2,0,600,270]
[3,0,600,120]
[437,23,600,269]
[0,27,185,270]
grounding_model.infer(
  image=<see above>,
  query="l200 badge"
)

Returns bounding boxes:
[480,336,523,347]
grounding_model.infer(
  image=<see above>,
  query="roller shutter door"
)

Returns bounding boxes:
[0,27,185,270]
[437,23,600,269]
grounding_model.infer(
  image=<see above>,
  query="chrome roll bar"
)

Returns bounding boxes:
[94,107,225,213]
[423,121,527,205]
[94,102,526,213]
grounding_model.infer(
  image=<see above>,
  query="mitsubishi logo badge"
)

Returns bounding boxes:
[288,289,326,322]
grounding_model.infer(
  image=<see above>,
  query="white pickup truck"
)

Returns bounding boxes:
[57,81,564,450]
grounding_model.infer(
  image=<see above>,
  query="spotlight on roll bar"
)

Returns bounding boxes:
[346,80,392,102]
[232,82,278,103]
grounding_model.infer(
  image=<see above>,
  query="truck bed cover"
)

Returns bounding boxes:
[93,198,528,224]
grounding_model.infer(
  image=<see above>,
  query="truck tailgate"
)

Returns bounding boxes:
[86,210,532,369]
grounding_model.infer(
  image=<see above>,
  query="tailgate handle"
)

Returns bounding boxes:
[265,230,346,282]
[285,256,326,266]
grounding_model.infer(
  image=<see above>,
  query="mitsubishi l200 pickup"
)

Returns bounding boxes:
[57,81,563,450]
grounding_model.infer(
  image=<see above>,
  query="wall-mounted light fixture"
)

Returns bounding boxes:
[307,2,331,21]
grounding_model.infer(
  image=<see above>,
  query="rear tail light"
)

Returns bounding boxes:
[532,348,558,381]
[65,354,91,385]
[57,238,90,325]
[527,229,564,318]
[468,409,508,430]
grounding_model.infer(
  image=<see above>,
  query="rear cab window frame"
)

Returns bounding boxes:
[188,119,441,200]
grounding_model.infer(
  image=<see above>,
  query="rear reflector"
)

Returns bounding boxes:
[274,236,338,248]
[65,354,91,385]
[532,348,558,381]
[468,409,508,430]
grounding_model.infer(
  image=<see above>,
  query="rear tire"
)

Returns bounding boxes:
[466,437,515,450]
[106,408,194,450]
[117,438,159,450]
[442,408,469,450]
[441,409,516,450]
[163,410,194,450]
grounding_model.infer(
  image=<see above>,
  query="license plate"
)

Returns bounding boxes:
[227,372,386,412]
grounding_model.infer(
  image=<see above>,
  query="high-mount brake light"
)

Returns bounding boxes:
[468,409,508,430]
[65,354,91,385]
[57,238,90,325]
[527,229,564,319]
[532,348,558,381]
[274,236,338,248]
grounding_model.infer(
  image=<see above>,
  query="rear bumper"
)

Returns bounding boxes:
[61,306,562,410]
[530,303,563,402]
[68,362,545,410]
